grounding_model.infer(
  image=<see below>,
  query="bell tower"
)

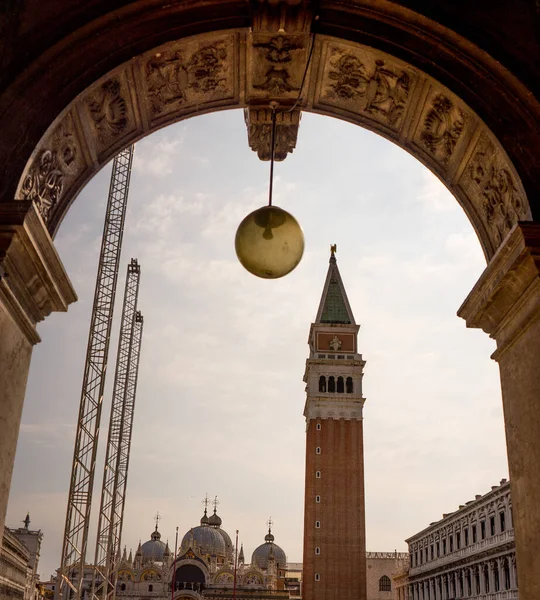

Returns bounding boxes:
[302,246,367,600]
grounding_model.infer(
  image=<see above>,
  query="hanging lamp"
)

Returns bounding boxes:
[235,106,305,279]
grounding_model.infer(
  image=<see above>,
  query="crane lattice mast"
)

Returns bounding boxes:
[58,146,135,600]
[91,261,142,600]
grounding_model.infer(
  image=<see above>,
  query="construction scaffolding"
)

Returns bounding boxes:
[57,146,135,600]
[91,260,142,600]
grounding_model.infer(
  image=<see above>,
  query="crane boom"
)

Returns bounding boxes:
[57,146,135,600]
[91,261,142,600]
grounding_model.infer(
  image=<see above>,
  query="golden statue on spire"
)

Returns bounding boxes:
[330,244,337,256]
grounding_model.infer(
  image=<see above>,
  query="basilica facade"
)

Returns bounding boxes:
[87,506,290,600]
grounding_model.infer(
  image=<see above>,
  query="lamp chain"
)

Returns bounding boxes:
[268,107,277,207]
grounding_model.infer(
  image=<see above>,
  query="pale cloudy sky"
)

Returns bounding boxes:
[7,110,508,580]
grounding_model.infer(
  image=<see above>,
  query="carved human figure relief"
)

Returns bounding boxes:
[329,336,342,351]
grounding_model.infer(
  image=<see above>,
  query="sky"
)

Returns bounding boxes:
[6,109,509,580]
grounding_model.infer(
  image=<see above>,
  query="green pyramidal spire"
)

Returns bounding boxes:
[316,246,356,325]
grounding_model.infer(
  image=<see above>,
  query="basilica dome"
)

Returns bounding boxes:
[141,526,167,562]
[181,510,227,557]
[251,529,287,570]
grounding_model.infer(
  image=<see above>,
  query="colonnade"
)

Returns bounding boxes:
[407,554,517,600]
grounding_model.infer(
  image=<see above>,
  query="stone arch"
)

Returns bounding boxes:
[13,29,531,260]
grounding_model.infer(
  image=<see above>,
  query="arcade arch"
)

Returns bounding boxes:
[0,3,539,598]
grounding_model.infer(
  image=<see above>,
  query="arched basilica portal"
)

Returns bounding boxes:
[0,2,539,598]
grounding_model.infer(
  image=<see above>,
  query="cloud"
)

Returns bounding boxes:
[133,137,183,176]
[415,169,457,212]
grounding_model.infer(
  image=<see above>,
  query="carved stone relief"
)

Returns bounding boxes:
[251,34,306,96]
[459,134,531,247]
[143,36,235,122]
[318,43,416,132]
[86,78,130,144]
[19,113,84,224]
[419,94,466,165]
[245,107,301,161]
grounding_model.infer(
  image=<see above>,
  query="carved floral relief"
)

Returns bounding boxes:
[144,40,231,119]
[320,46,414,130]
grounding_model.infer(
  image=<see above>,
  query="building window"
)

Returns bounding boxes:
[436,542,440,557]
[318,376,326,392]
[148,585,153,593]
[442,539,447,555]
[472,524,477,543]
[315,573,320,582]
[337,376,344,393]
[316,447,321,454]
[328,376,335,392]
[316,471,321,478]
[316,495,321,503]
[430,544,434,560]
[449,535,453,552]
[475,567,480,595]
[484,565,490,593]
[337,354,345,359]
[456,531,461,549]
[316,423,321,431]
[346,376,353,393]
[481,520,486,539]
[315,521,320,528]
[120,584,126,592]
[490,515,496,536]
[464,527,469,546]
[500,511,506,532]
[315,547,320,555]
[379,576,391,592]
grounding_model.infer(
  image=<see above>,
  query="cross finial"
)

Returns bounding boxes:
[202,494,210,511]
[212,495,220,512]
[154,511,161,530]
[267,517,273,533]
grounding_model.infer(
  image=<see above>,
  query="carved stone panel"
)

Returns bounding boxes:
[17,112,87,225]
[141,34,236,124]
[316,41,417,134]
[416,91,468,166]
[248,33,311,101]
[82,70,138,157]
[459,133,531,248]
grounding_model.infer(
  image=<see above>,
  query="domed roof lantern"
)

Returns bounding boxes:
[208,509,222,528]
[265,517,275,543]
[208,495,222,527]
[200,508,210,526]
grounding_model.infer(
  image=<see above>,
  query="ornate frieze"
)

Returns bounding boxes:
[317,43,416,132]
[459,134,530,248]
[143,37,234,121]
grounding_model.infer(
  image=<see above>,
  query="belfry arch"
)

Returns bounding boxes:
[0,2,539,599]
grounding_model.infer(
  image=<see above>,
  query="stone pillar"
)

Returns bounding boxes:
[458,222,540,600]
[0,201,76,545]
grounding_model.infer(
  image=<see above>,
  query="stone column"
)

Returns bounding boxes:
[458,222,540,600]
[0,201,76,545]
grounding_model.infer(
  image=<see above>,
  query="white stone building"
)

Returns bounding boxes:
[395,479,517,600]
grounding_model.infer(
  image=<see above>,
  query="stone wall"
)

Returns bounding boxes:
[366,553,409,600]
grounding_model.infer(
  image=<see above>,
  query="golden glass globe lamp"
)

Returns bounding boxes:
[235,205,305,279]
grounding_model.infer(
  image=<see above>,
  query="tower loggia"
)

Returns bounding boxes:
[302,247,367,600]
